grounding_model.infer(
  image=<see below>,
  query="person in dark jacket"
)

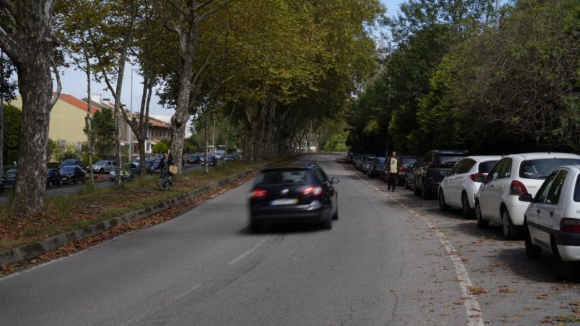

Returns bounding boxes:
[157,152,174,190]
[385,151,401,192]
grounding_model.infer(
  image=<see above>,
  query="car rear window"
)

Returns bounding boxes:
[574,175,580,202]
[256,170,309,185]
[519,158,580,179]
[435,155,466,167]
[478,160,499,174]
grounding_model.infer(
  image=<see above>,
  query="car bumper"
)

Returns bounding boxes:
[250,202,328,224]
[551,230,580,261]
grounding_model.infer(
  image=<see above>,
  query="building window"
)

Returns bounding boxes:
[77,142,82,151]
[60,140,66,147]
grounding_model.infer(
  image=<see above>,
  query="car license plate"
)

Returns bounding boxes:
[271,198,298,205]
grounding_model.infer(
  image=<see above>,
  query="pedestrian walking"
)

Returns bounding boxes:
[386,151,401,192]
[157,152,174,190]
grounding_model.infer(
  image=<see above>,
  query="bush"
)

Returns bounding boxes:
[82,154,102,167]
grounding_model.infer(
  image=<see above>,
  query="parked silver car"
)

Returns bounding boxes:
[89,160,116,174]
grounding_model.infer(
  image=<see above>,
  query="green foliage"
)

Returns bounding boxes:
[82,154,101,167]
[152,142,168,154]
[85,108,115,157]
[3,103,21,164]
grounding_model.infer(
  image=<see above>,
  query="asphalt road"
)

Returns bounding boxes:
[0,155,578,325]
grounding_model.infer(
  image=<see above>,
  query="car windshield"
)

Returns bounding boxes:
[60,167,76,173]
[94,160,107,166]
[519,158,580,179]
[403,158,417,165]
[255,170,309,185]
[5,171,16,178]
[478,160,499,174]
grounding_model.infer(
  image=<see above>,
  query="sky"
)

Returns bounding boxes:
[52,0,405,117]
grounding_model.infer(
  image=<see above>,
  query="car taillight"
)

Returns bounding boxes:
[509,180,528,196]
[400,166,406,172]
[470,173,485,182]
[301,186,323,196]
[429,163,441,168]
[249,189,267,199]
[561,218,580,233]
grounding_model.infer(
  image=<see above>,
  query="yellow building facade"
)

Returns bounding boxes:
[11,93,99,149]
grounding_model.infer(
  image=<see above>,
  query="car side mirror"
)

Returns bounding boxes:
[331,177,340,184]
[518,194,533,202]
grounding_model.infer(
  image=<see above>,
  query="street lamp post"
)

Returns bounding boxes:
[129,69,139,163]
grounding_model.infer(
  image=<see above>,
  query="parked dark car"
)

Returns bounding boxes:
[414,150,470,199]
[405,158,423,191]
[362,156,376,174]
[187,154,201,164]
[46,168,63,187]
[368,157,386,179]
[59,159,84,169]
[248,162,339,232]
[2,168,16,188]
[59,165,86,184]
[148,159,163,174]
[397,156,420,185]
[201,155,216,167]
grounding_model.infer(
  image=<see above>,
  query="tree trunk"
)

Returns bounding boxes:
[12,60,53,213]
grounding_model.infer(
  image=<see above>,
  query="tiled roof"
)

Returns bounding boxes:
[54,93,101,115]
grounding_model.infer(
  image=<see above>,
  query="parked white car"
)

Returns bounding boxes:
[475,152,580,239]
[438,155,502,219]
[519,165,580,281]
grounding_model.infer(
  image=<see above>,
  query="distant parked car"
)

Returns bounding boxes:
[519,165,580,281]
[414,150,470,199]
[110,163,138,182]
[201,155,217,167]
[224,154,239,162]
[59,159,84,169]
[59,165,86,185]
[46,168,63,187]
[187,154,201,164]
[2,169,16,188]
[438,156,501,219]
[362,156,375,175]
[405,158,423,191]
[89,160,116,174]
[368,157,386,179]
[397,156,420,185]
[476,152,580,239]
[149,159,163,174]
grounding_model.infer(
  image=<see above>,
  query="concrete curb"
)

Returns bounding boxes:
[0,164,269,267]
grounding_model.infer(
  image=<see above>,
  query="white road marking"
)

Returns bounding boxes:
[228,236,270,265]
[353,171,484,326]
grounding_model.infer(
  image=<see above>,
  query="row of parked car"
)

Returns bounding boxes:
[348,150,580,281]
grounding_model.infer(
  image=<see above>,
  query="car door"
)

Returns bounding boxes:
[479,158,507,222]
[489,158,513,222]
[443,160,465,207]
[527,170,559,250]
[451,159,476,207]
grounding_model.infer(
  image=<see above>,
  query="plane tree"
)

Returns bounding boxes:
[0,0,61,214]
